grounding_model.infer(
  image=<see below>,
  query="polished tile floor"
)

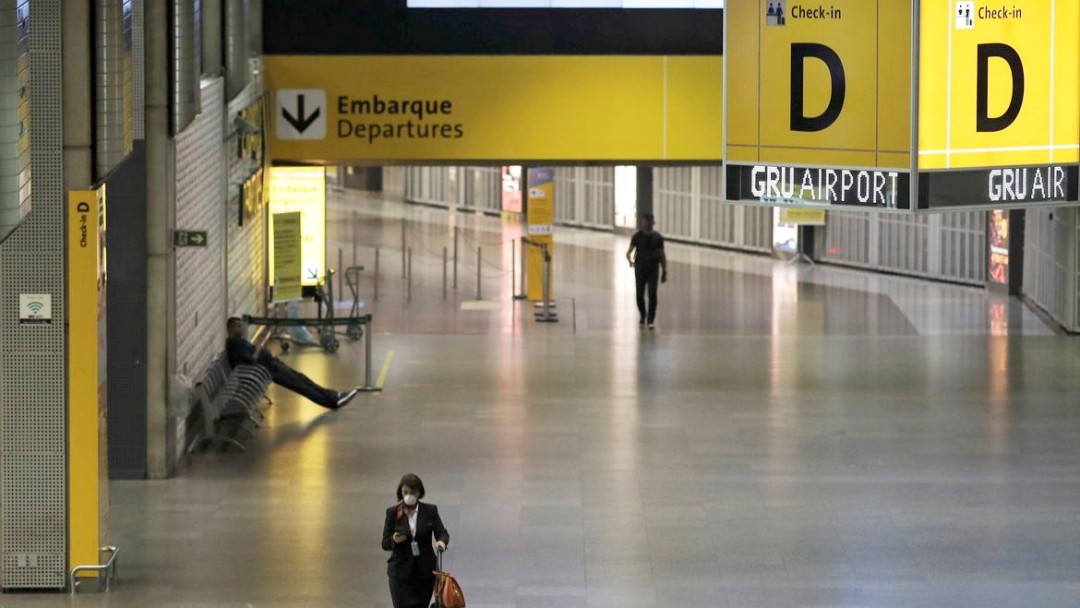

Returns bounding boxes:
[18,197,1080,608]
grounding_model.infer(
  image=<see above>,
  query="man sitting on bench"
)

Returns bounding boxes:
[226,317,359,410]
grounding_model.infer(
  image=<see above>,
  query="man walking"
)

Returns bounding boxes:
[626,214,667,329]
[225,317,359,409]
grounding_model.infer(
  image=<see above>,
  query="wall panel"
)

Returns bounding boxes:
[174,76,225,457]
[1023,207,1076,330]
[654,167,771,253]
[0,0,67,589]
[817,211,986,286]
[226,63,267,318]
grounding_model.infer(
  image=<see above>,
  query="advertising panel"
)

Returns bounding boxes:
[268,167,327,287]
[773,207,826,254]
[989,209,1009,284]
[502,166,523,213]
[526,168,555,301]
[267,55,723,163]
[773,208,799,253]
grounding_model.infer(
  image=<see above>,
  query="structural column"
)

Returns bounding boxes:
[201,0,222,75]
[636,165,653,220]
[62,0,93,189]
[145,0,174,478]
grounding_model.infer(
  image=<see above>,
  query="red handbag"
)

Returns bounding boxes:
[433,551,465,608]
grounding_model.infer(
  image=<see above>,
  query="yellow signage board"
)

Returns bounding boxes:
[268,166,326,286]
[726,0,912,169]
[266,55,723,163]
[526,168,555,302]
[68,188,108,576]
[272,212,303,301]
[779,208,827,225]
[919,0,1080,169]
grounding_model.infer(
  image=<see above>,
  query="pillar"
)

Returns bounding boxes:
[202,0,222,75]
[145,0,174,478]
[636,165,653,220]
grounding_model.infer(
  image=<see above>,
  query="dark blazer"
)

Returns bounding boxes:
[382,503,450,580]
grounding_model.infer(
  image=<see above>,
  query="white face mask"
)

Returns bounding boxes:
[403,494,418,507]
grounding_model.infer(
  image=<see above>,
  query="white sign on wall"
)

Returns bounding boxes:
[19,293,52,324]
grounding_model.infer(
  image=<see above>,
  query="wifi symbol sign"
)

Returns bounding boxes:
[19,294,51,323]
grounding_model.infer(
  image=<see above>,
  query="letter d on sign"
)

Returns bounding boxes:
[977,43,1024,132]
[790,43,846,132]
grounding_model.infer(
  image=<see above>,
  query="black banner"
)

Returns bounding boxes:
[918,165,1080,210]
[264,1,722,56]
[726,164,912,210]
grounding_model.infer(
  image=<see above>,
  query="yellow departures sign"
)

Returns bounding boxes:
[919,0,1080,169]
[266,55,723,163]
[726,0,913,170]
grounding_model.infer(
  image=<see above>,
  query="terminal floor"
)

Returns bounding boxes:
[23,198,1080,608]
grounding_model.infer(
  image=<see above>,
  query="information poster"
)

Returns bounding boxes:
[268,166,327,286]
[272,212,303,301]
[989,210,1010,285]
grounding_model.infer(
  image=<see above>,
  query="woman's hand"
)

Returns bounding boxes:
[392,532,408,544]
[436,541,447,552]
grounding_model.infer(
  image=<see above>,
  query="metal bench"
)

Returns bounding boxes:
[193,327,275,452]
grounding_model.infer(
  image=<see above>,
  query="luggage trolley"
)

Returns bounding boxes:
[266,268,364,353]
[244,309,383,393]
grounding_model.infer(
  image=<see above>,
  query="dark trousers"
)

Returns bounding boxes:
[635,267,660,324]
[389,571,436,608]
[266,359,338,407]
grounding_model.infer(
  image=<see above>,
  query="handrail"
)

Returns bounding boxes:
[69,545,119,595]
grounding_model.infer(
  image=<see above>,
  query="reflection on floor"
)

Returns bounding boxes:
[22,195,1080,608]
[319,195,1055,337]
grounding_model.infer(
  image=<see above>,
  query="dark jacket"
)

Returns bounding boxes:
[382,503,450,580]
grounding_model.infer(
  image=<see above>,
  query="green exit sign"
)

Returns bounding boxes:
[174,230,208,247]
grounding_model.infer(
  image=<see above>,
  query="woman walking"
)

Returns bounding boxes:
[382,474,450,608]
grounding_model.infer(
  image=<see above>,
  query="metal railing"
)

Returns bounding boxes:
[70,546,120,595]
[246,313,382,393]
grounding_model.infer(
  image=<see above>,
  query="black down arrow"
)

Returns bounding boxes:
[283,94,321,133]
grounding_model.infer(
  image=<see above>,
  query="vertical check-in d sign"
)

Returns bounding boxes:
[277,89,327,140]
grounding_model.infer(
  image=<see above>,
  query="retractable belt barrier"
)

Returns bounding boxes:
[521,238,558,323]
[244,313,382,393]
